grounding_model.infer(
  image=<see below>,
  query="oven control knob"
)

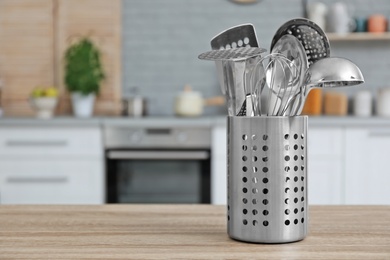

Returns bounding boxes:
[176,132,188,143]
[130,131,142,143]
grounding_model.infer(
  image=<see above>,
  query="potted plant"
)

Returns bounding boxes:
[64,38,105,117]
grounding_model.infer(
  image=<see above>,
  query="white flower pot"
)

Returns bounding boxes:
[71,92,96,118]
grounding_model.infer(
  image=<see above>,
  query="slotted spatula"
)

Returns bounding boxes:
[210,24,262,116]
[210,24,259,95]
[211,23,259,50]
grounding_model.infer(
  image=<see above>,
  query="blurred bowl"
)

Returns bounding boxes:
[30,97,58,119]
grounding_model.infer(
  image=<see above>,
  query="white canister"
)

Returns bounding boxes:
[174,86,203,117]
[327,2,355,34]
[376,88,390,117]
[307,2,328,31]
[353,90,372,117]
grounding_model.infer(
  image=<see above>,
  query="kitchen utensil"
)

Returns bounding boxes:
[210,24,259,96]
[270,18,330,66]
[264,55,294,116]
[353,90,372,117]
[198,47,266,116]
[294,57,364,115]
[122,97,146,117]
[228,116,308,243]
[268,35,308,116]
[198,47,266,61]
[211,24,259,50]
[249,57,266,116]
[247,53,297,116]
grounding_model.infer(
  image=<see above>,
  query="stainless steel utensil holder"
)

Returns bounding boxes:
[227,116,308,243]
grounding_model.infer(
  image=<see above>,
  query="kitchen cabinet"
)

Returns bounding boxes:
[345,128,390,204]
[307,127,344,205]
[0,160,103,204]
[211,125,227,204]
[0,126,104,204]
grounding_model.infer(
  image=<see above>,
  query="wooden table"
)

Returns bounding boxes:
[0,205,389,259]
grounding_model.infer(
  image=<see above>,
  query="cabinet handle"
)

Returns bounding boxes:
[107,150,210,160]
[6,140,68,147]
[6,177,68,184]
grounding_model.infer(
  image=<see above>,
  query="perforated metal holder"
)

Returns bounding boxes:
[227,116,308,243]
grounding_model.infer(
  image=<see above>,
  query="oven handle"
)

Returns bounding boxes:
[107,150,210,160]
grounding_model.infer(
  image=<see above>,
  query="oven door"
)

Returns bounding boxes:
[106,149,211,204]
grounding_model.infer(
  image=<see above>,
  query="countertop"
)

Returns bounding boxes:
[0,205,389,259]
[1,116,390,128]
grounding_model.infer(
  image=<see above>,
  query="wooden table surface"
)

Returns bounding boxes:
[0,205,389,259]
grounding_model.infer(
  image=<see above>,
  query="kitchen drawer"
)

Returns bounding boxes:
[308,127,344,156]
[0,127,102,158]
[0,159,104,204]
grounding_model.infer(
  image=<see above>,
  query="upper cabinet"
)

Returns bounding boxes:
[0,0,122,117]
[0,0,55,116]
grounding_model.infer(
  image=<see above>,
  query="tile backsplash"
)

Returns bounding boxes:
[122,0,390,116]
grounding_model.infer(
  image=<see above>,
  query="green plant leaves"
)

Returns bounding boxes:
[64,38,105,95]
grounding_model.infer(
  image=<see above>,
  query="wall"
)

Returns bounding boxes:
[122,0,390,116]
[122,0,303,116]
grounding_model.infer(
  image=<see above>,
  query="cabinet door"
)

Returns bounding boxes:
[0,0,54,116]
[345,128,390,205]
[307,127,344,204]
[211,126,227,205]
[0,160,104,204]
[308,159,343,204]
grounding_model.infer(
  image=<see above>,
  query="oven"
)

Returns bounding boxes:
[104,125,211,204]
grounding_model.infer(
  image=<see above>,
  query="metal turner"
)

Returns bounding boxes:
[209,24,262,116]
[198,47,266,116]
[198,47,266,61]
[211,23,259,50]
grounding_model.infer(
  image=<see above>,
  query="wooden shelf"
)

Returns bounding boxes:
[327,32,390,41]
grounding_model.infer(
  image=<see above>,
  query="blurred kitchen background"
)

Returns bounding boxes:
[0,0,389,205]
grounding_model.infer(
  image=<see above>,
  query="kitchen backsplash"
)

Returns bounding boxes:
[122,0,390,116]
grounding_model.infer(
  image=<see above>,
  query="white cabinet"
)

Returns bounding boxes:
[0,160,103,204]
[0,126,104,204]
[307,128,344,205]
[211,126,227,205]
[345,128,390,204]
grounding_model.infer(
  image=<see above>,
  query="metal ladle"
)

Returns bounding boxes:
[291,57,365,115]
